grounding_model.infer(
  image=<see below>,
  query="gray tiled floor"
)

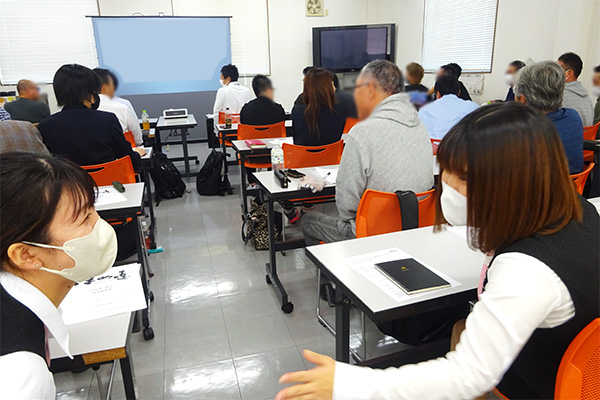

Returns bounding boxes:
[53,143,408,399]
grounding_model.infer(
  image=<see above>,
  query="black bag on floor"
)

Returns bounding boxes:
[241,200,282,250]
[150,151,186,205]
[196,150,232,196]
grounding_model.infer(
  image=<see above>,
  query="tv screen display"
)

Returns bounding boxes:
[319,27,388,71]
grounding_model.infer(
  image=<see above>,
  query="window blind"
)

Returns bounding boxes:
[421,0,498,73]
[0,0,99,85]
[173,0,270,76]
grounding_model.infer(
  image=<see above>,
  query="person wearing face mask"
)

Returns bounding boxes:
[212,64,252,116]
[593,65,600,125]
[38,64,144,171]
[0,152,118,399]
[557,52,594,126]
[275,103,599,400]
[503,60,525,101]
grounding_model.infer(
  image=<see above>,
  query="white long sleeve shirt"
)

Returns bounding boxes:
[212,82,252,115]
[98,94,143,146]
[332,252,575,400]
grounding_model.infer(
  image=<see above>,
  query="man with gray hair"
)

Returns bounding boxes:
[4,79,50,124]
[301,59,434,245]
[514,60,583,174]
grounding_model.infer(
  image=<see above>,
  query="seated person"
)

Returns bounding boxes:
[593,65,600,125]
[106,70,138,116]
[503,60,526,101]
[404,62,429,93]
[277,103,599,400]
[418,76,479,140]
[94,68,143,146]
[293,66,315,106]
[300,60,434,245]
[291,68,347,147]
[332,74,357,118]
[558,52,594,126]
[4,80,50,123]
[38,64,144,170]
[428,63,472,101]
[240,75,286,125]
[0,107,10,121]
[213,64,252,116]
[0,120,49,154]
[514,61,583,174]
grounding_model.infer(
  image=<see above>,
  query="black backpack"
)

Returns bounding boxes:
[196,150,232,196]
[149,151,186,205]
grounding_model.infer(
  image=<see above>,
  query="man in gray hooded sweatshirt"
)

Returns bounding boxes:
[558,52,594,126]
[301,60,434,245]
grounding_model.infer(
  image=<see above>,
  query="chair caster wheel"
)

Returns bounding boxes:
[281,302,294,314]
[149,242,157,250]
[143,327,154,341]
[266,274,272,285]
[195,160,200,165]
[148,291,155,302]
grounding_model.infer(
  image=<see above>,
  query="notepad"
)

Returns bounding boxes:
[245,139,267,149]
[375,258,451,295]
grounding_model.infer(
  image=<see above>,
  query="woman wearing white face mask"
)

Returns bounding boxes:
[0,152,118,399]
[275,103,599,400]
[503,60,526,102]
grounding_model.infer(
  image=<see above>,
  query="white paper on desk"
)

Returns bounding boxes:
[345,247,461,303]
[314,167,338,184]
[95,187,128,207]
[60,263,147,326]
[446,225,468,241]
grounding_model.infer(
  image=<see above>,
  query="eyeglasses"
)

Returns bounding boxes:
[353,82,370,91]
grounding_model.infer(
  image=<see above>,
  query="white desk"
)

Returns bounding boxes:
[253,165,338,199]
[231,137,293,153]
[155,115,199,177]
[216,119,292,133]
[589,197,600,213]
[95,182,145,215]
[306,226,484,362]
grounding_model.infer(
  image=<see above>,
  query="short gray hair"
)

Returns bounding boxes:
[513,61,565,111]
[360,60,403,94]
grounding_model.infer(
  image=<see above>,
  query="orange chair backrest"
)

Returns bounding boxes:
[82,156,136,186]
[218,111,241,125]
[431,139,441,155]
[355,188,437,238]
[282,140,344,169]
[343,117,359,134]
[583,123,600,141]
[571,163,595,195]
[237,122,287,140]
[555,318,600,400]
[123,131,136,148]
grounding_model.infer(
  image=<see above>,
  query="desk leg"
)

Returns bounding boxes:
[265,198,294,314]
[181,127,191,175]
[240,154,248,217]
[335,289,350,363]
[154,128,162,153]
[141,165,156,248]
[135,216,154,341]
[120,346,137,400]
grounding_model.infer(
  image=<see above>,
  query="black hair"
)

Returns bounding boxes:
[93,68,113,87]
[558,52,583,78]
[303,66,315,76]
[252,75,273,97]
[0,153,97,267]
[108,70,119,90]
[435,76,461,96]
[332,73,340,90]
[441,63,462,78]
[53,64,101,107]
[510,60,526,70]
[221,64,239,82]
[594,65,600,74]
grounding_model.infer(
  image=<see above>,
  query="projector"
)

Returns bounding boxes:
[163,108,188,119]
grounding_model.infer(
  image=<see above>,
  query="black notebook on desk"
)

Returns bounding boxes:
[375,258,450,295]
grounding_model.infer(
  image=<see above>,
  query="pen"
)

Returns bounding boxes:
[322,172,331,180]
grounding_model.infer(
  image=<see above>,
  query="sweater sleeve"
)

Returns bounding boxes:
[335,134,367,224]
[108,115,141,171]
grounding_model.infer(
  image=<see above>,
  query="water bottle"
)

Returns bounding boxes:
[224,107,232,128]
[271,143,284,172]
[141,110,150,130]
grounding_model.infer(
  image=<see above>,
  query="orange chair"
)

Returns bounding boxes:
[431,139,441,155]
[82,156,136,186]
[343,117,359,134]
[237,122,287,169]
[123,131,136,148]
[583,123,600,163]
[555,318,600,399]
[282,140,344,169]
[355,188,437,238]
[571,163,595,195]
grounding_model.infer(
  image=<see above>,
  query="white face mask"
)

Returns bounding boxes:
[504,73,514,86]
[220,79,226,87]
[440,180,468,226]
[24,219,118,283]
[591,85,600,98]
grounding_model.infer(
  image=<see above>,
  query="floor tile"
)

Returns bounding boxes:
[284,310,335,345]
[214,267,268,296]
[165,324,232,371]
[53,368,94,393]
[297,338,336,369]
[129,333,166,377]
[220,289,280,323]
[227,314,295,358]
[165,296,225,335]
[165,360,241,400]
[55,387,90,400]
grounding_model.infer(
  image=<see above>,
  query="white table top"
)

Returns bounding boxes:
[306,226,485,316]
[232,137,293,153]
[216,119,292,132]
[589,197,600,213]
[95,183,145,213]
[156,114,197,128]
[138,117,158,124]
[253,165,338,196]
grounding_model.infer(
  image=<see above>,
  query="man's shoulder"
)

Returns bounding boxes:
[1,120,37,133]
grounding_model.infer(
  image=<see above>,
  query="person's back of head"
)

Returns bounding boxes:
[442,63,462,79]
[302,68,336,135]
[93,68,115,98]
[220,64,239,85]
[332,73,340,90]
[354,59,404,120]
[434,76,461,99]
[16,79,41,101]
[513,61,565,112]
[302,66,314,77]
[252,74,274,99]
[406,62,425,85]
[557,52,583,81]
[53,64,101,109]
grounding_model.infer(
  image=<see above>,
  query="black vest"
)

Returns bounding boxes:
[0,283,47,364]
[493,197,599,399]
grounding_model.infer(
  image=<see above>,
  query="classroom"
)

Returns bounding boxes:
[0,0,598,399]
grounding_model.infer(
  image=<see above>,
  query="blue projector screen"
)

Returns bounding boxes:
[92,17,231,96]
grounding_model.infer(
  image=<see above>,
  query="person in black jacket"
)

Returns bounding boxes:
[291,68,346,146]
[332,74,357,118]
[39,64,144,171]
[427,63,472,102]
[240,75,285,125]
[293,66,315,106]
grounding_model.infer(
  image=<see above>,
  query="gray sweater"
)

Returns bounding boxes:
[563,81,594,126]
[336,93,434,232]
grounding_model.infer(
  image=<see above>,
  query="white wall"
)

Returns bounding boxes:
[97,0,173,16]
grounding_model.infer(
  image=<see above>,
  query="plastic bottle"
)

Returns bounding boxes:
[224,107,232,128]
[271,143,284,172]
[141,110,150,130]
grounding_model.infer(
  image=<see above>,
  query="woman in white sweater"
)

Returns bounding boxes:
[275,102,599,400]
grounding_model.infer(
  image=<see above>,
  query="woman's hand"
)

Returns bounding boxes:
[275,350,335,400]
